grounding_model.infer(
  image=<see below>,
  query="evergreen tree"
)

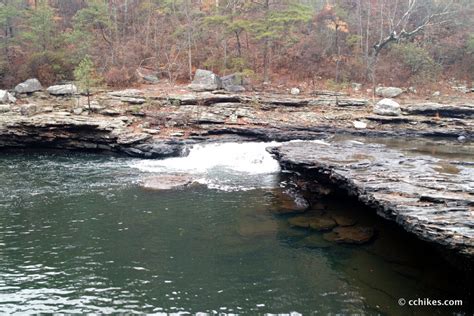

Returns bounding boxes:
[74,56,102,110]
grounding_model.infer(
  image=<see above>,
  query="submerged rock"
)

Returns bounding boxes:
[270,189,310,214]
[141,175,194,191]
[323,226,374,244]
[289,215,337,231]
[295,234,332,249]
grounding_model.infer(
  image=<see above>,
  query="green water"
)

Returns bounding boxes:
[0,149,471,315]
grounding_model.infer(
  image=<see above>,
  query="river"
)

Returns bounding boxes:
[0,142,471,314]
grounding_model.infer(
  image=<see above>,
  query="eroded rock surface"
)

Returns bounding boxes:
[270,141,474,258]
[0,111,184,159]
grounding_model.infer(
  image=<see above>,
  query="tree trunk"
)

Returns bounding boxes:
[263,39,269,83]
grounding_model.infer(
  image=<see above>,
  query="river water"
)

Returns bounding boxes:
[0,142,471,314]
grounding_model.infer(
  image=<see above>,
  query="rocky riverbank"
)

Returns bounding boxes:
[0,87,472,157]
[268,140,474,263]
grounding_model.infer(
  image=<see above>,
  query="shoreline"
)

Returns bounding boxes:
[1,88,473,267]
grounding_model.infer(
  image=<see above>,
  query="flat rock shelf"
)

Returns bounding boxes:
[269,141,474,260]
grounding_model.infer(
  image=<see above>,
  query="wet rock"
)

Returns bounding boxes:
[141,174,194,190]
[188,69,222,92]
[47,84,77,95]
[323,226,374,244]
[132,141,184,158]
[373,98,401,116]
[15,78,42,94]
[375,87,403,98]
[0,90,16,103]
[271,189,309,214]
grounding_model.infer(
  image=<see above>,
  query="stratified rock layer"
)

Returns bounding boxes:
[269,141,474,259]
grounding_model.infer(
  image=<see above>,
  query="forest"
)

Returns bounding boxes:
[0,0,473,89]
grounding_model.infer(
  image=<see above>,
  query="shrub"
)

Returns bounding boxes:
[22,51,73,85]
[104,67,135,87]
[389,43,441,84]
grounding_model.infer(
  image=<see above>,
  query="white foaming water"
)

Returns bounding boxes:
[130,142,282,191]
[131,142,281,174]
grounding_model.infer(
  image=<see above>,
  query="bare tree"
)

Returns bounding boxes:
[367,0,454,87]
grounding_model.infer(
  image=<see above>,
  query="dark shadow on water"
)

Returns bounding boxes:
[272,188,474,316]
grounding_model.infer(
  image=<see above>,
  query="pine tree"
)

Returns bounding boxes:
[74,56,102,111]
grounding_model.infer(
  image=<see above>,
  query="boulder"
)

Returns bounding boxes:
[0,90,17,104]
[141,175,194,190]
[188,69,222,91]
[0,104,11,113]
[373,98,401,116]
[14,78,42,94]
[221,73,245,92]
[352,83,362,91]
[353,121,367,129]
[375,87,403,98]
[290,88,300,95]
[47,84,77,95]
[432,91,441,97]
[143,75,159,84]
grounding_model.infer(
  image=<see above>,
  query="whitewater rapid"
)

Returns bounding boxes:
[129,142,283,191]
